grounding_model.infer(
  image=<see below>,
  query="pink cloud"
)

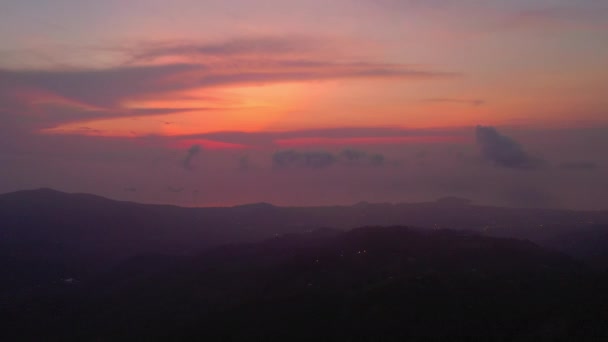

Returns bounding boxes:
[173,138,249,150]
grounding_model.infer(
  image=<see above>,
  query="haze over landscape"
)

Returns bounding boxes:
[2,1,608,340]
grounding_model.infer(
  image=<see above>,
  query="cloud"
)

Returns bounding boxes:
[272,148,388,169]
[340,149,367,162]
[559,161,599,171]
[1,123,607,210]
[369,153,385,166]
[340,149,385,166]
[1,37,454,107]
[182,145,201,170]
[0,63,200,108]
[475,126,540,169]
[0,38,456,132]
[130,36,329,61]
[237,155,252,171]
[273,150,337,169]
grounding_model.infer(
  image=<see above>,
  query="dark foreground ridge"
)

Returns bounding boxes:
[2,189,608,340]
[3,226,608,341]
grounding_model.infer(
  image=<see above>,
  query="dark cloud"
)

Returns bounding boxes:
[340,149,367,163]
[475,126,540,169]
[273,150,337,169]
[130,36,325,61]
[0,62,455,132]
[0,35,459,133]
[0,60,453,113]
[1,124,607,210]
[369,153,385,166]
[415,150,428,159]
[238,155,251,171]
[339,149,386,166]
[182,145,201,170]
[0,63,200,108]
[272,149,388,169]
[559,161,599,170]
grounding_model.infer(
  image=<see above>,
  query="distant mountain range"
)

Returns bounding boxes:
[2,189,608,340]
[2,188,607,264]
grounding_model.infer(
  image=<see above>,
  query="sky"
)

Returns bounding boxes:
[0,0,607,209]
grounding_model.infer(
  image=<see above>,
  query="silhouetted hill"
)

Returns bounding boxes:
[3,187,608,340]
[233,202,277,210]
[434,196,473,206]
[2,188,608,292]
[4,226,607,341]
[542,225,608,270]
[0,189,275,265]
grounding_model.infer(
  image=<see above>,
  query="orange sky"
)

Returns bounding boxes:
[1,0,608,210]
[0,0,605,148]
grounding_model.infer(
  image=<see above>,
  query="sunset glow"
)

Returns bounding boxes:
[1,0,607,208]
[4,2,608,338]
